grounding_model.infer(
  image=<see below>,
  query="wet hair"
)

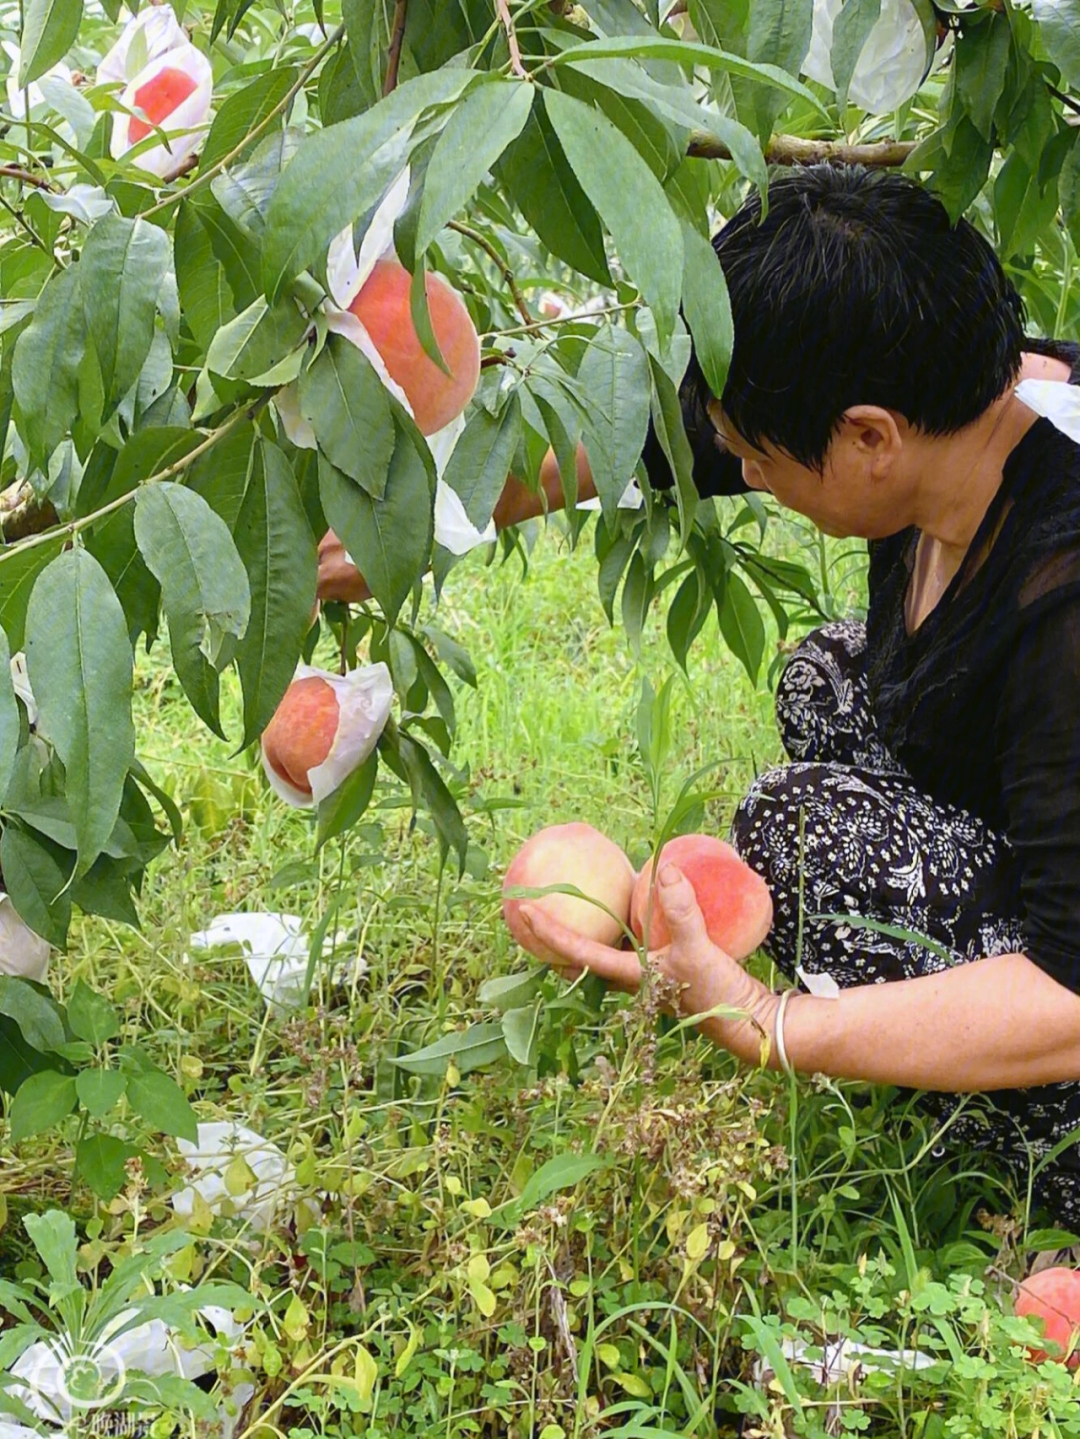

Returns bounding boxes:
[688,165,1026,470]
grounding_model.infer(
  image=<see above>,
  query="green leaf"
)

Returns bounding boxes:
[175,200,236,352]
[23,1208,78,1289]
[955,12,1012,141]
[234,439,318,748]
[19,0,82,86]
[666,566,711,670]
[25,550,134,874]
[647,354,697,544]
[201,65,299,172]
[0,627,18,804]
[716,568,765,683]
[10,1069,78,1141]
[744,0,815,135]
[134,483,252,737]
[318,420,434,625]
[544,88,682,345]
[0,540,65,653]
[493,1152,606,1225]
[11,264,84,466]
[75,1068,126,1119]
[549,34,827,116]
[478,969,543,1011]
[67,979,121,1046]
[75,1133,141,1200]
[126,1067,198,1142]
[315,749,378,849]
[416,80,533,256]
[578,326,650,520]
[396,730,467,869]
[262,69,477,301]
[441,394,522,530]
[501,1002,541,1067]
[206,295,310,383]
[0,825,72,949]
[78,216,172,423]
[680,221,732,401]
[299,335,396,494]
[0,976,66,1052]
[1033,0,1080,91]
[389,1020,507,1076]
[830,0,880,112]
[496,102,610,285]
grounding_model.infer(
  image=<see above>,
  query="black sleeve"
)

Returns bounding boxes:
[640,383,748,499]
[996,586,1080,992]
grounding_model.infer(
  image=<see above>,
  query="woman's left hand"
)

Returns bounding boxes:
[521,863,781,1065]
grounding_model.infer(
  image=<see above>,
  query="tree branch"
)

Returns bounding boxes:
[687,132,917,167]
[383,0,409,96]
[495,0,528,78]
[448,218,533,326]
[0,165,53,190]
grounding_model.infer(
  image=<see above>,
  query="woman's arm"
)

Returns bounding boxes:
[317,444,597,602]
[520,865,1080,1093]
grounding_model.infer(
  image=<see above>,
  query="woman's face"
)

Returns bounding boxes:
[706,400,909,540]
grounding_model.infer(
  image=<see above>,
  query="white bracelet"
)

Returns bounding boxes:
[774,988,796,1078]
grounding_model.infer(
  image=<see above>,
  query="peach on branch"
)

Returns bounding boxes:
[1014,1267,1080,1367]
[348,259,481,436]
[110,42,212,179]
[631,835,772,961]
[503,823,634,962]
[260,662,393,809]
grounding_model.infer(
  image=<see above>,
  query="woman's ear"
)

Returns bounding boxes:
[838,405,904,478]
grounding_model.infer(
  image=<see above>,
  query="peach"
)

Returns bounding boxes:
[1015,1267,1080,1367]
[348,259,480,435]
[631,835,772,961]
[128,66,197,142]
[260,676,339,798]
[503,823,634,962]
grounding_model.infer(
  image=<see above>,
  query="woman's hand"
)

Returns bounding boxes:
[521,863,781,1065]
[317,529,372,604]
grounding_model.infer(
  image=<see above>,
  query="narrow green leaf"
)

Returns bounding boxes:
[79,216,172,422]
[25,550,134,874]
[134,483,251,737]
[0,627,18,804]
[578,326,650,520]
[829,0,880,111]
[10,1070,78,1141]
[493,1152,606,1225]
[201,65,298,172]
[544,88,683,345]
[67,979,121,1046]
[315,749,378,850]
[389,1020,507,1075]
[501,1002,541,1067]
[416,80,533,255]
[11,265,84,465]
[0,825,72,949]
[680,221,732,400]
[954,12,1011,140]
[397,730,467,869]
[234,438,318,747]
[1033,0,1080,91]
[716,568,765,683]
[549,35,827,116]
[262,69,477,301]
[0,975,66,1053]
[126,1068,198,1142]
[19,0,82,85]
[299,335,396,494]
[23,1208,79,1290]
[441,395,522,530]
[175,200,236,352]
[206,296,310,383]
[318,420,433,625]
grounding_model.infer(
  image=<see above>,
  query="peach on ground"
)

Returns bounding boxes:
[1015,1267,1080,1367]
[348,259,480,435]
[503,822,634,964]
[260,676,340,797]
[631,834,772,961]
[128,66,197,142]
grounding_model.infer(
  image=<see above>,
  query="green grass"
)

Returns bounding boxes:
[2,512,1074,1439]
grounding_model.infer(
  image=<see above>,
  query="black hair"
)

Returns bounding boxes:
[689,165,1026,470]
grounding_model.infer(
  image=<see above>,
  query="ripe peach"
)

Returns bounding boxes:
[348,259,480,435]
[1015,1267,1080,1367]
[128,66,198,143]
[503,823,634,962]
[260,676,339,798]
[631,835,772,961]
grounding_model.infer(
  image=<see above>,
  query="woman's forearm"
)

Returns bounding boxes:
[762,951,1080,1092]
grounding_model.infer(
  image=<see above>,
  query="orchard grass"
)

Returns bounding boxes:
[3,514,1074,1439]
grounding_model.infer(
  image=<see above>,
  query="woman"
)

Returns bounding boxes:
[521,166,1080,1227]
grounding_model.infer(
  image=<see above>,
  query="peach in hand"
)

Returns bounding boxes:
[260,662,393,809]
[631,835,772,961]
[503,822,635,964]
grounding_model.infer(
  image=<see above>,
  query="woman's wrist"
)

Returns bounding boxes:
[679,966,781,1067]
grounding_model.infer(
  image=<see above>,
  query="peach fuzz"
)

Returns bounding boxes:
[631,835,772,961]
[503,823,634,963]
[260,676,340,798]
[348,259,480,436]
[1015,1267,1080,1367]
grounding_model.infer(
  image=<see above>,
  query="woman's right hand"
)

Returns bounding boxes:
[317,529,372,604]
